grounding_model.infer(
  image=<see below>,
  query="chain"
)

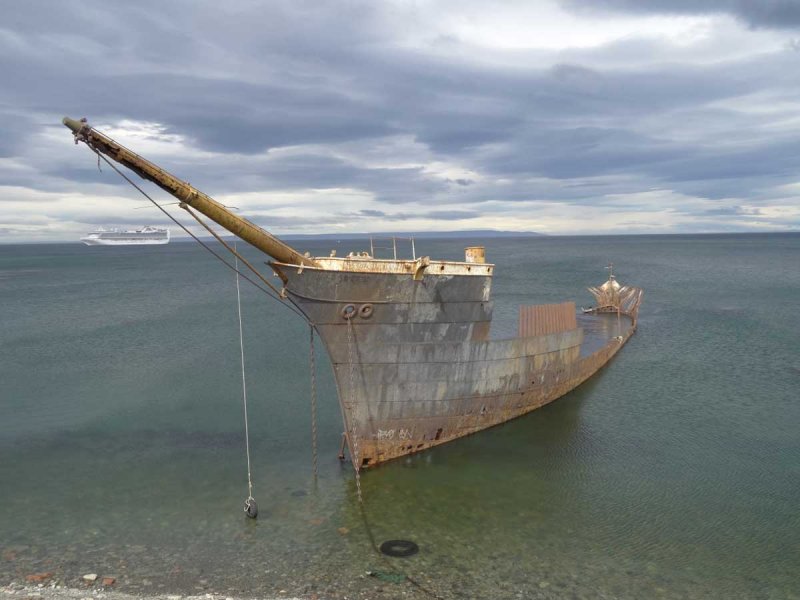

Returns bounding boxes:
[347,315,443,600]
[346,317,364,504]
[344,319,444,598]
[309,325,319,482]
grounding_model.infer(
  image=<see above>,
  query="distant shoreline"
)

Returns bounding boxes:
[1,230,798,245]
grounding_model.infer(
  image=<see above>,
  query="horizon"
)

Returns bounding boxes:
[2,229,798,246]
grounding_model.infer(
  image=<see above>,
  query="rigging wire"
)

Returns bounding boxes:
[133,201,181,210]
[234,245,257,517]
[180,204,286,299]
[86,146,305,320]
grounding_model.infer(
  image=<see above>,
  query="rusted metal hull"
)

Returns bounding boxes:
[274,261,639,468]
[357,327,633,464]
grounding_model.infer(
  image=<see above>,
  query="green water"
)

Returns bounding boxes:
[1,234,798,599]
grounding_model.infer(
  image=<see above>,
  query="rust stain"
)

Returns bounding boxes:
[519,302,577,337]
[357,324,634,466]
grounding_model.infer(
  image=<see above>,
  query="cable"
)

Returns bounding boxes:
[86,146,305,320]
[234,246,257,517]
[180,204,285,297]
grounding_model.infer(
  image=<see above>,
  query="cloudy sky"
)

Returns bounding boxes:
[2,0,800,242]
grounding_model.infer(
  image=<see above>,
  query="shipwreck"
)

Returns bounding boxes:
[63,117,643,469]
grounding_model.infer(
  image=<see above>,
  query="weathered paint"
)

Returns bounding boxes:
[519,302,578,337]
[299,256,494,277]
[357,326,632,464]
[274,259,639,468]
[464,246,486,264]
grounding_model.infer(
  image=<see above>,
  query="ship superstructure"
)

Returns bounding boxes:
[63,116,642,469]
[81,226,170,245]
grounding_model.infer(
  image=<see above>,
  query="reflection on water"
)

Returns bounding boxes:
[1,234,799,599]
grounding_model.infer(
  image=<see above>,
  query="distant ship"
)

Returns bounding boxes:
[80,226,170,246]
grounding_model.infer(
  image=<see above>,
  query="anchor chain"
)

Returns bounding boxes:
[345,317,364,503]
[309,325,319,481]
[345,317,443,599]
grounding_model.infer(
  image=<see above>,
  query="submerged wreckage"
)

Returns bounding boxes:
[63,117,643,469]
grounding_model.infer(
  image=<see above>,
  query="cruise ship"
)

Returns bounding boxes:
[80,226,170,246]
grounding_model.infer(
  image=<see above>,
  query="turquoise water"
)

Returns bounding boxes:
[1,234,798,599]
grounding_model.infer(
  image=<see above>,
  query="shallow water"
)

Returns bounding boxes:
[1,234,798,599]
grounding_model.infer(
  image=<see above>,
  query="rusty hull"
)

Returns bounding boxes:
[273,257,639,468]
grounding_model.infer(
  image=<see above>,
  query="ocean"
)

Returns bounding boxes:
[1,233,798,599]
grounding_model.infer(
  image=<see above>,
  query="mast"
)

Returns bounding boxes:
[62,117,319,267]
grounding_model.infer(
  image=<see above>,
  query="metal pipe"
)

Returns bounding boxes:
[63,117,319,267]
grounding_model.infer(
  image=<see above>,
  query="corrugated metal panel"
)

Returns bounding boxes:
[518,302,577,337]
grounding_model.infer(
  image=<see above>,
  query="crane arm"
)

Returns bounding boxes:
[63,117,319,268]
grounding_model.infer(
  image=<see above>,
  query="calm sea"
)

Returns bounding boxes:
[1,234,798,599]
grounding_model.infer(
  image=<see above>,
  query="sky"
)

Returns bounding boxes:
[2,0,800,242]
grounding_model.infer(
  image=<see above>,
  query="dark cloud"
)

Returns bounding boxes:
[559,0,800,29]
[424,210,481,220]
[699,206,760,216]
[383,209,481,221]
[65,215,172,227]
[345,209,480,222]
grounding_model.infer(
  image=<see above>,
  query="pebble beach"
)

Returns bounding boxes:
[2,585,300,600]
